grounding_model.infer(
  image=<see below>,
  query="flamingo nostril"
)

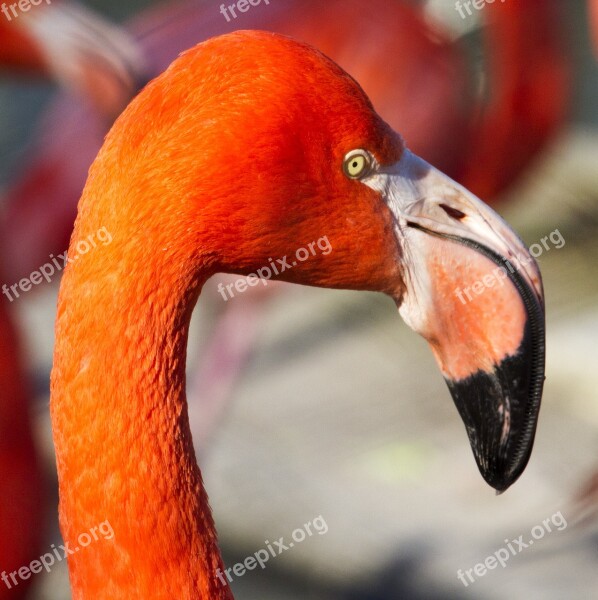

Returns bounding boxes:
[440,203,466,221]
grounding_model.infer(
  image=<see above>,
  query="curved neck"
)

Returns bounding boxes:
[51,226,231,598]
[49,30,400,597]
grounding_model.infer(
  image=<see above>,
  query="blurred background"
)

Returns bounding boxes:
[1,0,598,598]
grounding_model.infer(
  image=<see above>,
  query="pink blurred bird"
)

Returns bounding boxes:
[0,4,144,598]
[0,298,42,600]
[0,0,145,117]
[591,0,598,57]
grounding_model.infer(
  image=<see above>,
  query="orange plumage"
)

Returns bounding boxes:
[51,31,406,599]
[51,26,549,597]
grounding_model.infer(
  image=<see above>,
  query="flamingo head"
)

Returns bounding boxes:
[93,30,545,493]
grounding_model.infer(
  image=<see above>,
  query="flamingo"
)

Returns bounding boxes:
[0,0,145,118]
[0,0,570,287]
[0,298,43,600]
[454,0,569,200]
[51,31,545,598]
[591,0,598,57]
[0,5,144,598]
[0,0,566,458]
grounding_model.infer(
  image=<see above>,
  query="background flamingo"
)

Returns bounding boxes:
[0,1,145,118]
[0,298,42,600]
[590,0,598,57]
[0,4,143,598]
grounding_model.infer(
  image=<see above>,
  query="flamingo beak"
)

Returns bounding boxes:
[364,150,545,492]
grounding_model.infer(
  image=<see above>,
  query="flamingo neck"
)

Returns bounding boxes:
[48,30,395,597]
[51,228,231,598]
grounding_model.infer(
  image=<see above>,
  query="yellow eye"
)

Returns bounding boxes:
[343,150,372,179]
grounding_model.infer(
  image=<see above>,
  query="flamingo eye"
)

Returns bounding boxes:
[343,150,373,179]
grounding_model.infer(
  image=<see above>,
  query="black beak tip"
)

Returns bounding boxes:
[445,343,544,494]
[478,457,527,495]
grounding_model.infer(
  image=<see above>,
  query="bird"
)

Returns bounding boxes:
[0,297,43,600]
[50,30,546,599]
[0,0,466,287]
[0,0,145,281]
[0,0,145,119]
[0,0,565,459]
[590,0,598,58]
[453,0,569,200]
[0,0,570,287]
[0,6,144,598]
